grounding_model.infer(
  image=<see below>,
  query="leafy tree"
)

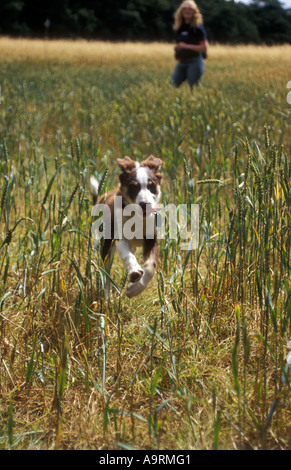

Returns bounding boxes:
[0,1,28,34]
[249,0,291,43]
[0,0,290,43]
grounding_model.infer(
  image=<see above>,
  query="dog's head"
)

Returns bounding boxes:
[117,155,162,217]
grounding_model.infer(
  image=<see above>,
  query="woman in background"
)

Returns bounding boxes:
[171,1,208,90]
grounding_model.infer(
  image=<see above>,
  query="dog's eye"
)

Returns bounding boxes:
[128,182,141,200]
[129,182,140,189]
[147,181,157,194]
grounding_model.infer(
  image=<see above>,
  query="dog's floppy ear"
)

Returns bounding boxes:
[117,156,136,173]
[140,155,162,172]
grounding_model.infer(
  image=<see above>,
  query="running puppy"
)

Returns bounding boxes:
[90,155,162,298]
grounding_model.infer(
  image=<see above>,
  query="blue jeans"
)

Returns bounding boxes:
[171,57,204,89]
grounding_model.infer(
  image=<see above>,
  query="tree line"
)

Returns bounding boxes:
[0,0,290,44]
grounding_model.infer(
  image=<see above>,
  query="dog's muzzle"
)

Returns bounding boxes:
[139,202,155,217]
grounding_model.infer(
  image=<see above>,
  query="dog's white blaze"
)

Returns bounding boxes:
[136,167,149,188]
[135,166,157,206]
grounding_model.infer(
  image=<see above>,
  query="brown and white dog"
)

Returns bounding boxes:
[90,155,162,298]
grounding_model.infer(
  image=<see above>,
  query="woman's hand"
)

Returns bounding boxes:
[175,42,188,50]
[175,40,208,53]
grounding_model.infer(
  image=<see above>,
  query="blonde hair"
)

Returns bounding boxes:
[173,1,203,30]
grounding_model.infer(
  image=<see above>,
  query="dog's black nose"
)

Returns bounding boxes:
[139,202,147,211]
[139,201,151,217]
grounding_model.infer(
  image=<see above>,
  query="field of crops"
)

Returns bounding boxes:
[0,38,290,450]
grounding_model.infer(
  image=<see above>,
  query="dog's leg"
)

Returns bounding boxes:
[117,239,144,283]
[101,238,113,263]
[125,237,158,298]
[103,242,116,300]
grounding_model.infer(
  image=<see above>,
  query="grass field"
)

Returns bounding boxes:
[0,37,290,450]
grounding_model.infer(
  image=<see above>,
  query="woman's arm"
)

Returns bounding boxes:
[175,40,208,53]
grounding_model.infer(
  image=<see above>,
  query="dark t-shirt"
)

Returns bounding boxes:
[175,23,207,61]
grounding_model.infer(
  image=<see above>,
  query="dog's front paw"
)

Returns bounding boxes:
[125,280,146,298]
[129,269,144,283]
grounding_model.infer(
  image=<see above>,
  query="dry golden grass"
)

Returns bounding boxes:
[0,36,290,451]
[0,37,173,67]
[207,42,291,63]
[1,36,291,68]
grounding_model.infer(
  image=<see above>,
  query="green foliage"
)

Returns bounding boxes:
[0,0,290,43]
[0,45,290,450]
